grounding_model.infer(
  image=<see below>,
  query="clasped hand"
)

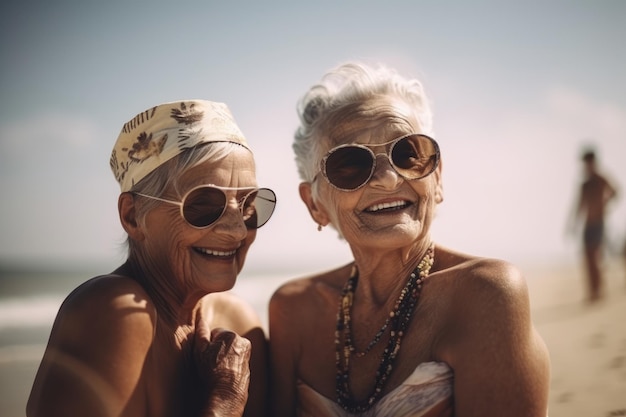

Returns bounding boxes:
[193,320,251,416]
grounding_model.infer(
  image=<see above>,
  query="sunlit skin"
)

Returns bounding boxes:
[572,153,618,301]
[300,98,442,304]
[270,95,550,416]
[27,146,268,417]
[137,146,258,312]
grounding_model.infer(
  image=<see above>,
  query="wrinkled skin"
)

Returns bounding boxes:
[194,327,251,415]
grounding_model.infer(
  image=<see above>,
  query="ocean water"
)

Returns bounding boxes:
[0,267,85,416]
[0,266,291,352]
[0,269,87,358]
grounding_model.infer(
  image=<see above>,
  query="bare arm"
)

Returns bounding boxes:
[603,176,618,205]
[441,260,550,416]
[26,277,156,417]
[268,287,300,417]
[242,326,269,417]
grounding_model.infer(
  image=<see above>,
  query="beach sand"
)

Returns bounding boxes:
[1,257,624,416]
[527,258,626,416]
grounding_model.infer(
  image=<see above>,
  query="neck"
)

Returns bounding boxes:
[121,256,201,329]
[351,241,435,306]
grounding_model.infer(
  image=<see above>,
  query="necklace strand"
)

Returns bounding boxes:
[334,243,435,413]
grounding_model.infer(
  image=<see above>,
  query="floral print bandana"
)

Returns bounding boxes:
[110,99,249,192]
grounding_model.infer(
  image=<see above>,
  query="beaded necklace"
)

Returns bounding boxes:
[334,243,435,413]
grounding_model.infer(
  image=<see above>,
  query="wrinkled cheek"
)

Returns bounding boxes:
[161,229,193,275]
[334,212,362,238]
[326,192,360,230]
[418,194,438,230]
[236,249,250,274]
[169,229,190,253]
[236,232,256,271]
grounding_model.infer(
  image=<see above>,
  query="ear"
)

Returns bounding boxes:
[298,182,330,227]
[434,159,444,204]
[118,192,146,241]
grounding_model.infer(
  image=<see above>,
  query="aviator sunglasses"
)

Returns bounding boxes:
[133,184,277,229]
[318,133,440,191]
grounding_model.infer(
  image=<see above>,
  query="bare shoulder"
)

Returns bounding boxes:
[65,273,152,303]
[41,274,158,373]
[435,251,550,413]
[433,248,536,346]
[202,291,263,335]
[28,273,157,417]
[436,248,529,312]
[435,247,541,355]
[458,257,527,301]
[268,266,350,409]
[269,265,350,320]
[271,265,351,301]
[57,274,156,336]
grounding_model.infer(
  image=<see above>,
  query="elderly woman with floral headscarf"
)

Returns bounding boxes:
[28,100,276,417]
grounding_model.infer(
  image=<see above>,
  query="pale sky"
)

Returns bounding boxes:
[1,1,625,275]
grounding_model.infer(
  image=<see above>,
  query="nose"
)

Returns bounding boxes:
[211,200,249,239]
[368,154,402,189]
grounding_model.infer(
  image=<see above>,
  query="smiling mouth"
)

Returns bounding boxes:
[193,247,237,257]
[364,200,411,213]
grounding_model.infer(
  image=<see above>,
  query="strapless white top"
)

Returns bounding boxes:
[296,361,455,417]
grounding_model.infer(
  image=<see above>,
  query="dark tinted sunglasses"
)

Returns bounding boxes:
[134,184,276,229]
[318,133,440,191]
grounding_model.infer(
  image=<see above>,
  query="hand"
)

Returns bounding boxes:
[193,325,251,417]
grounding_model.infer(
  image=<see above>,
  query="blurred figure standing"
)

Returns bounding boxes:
[571,147,618,302]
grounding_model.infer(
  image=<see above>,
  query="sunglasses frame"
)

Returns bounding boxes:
[318,133,441,192]
[133,184,276,229]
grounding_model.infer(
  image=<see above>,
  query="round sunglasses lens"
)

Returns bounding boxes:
[391,135,439,179]
[182,187,226,228]
[325,146,374,190]
[242,188,277,229]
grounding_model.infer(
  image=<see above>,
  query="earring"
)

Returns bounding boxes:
[317,224,323,232]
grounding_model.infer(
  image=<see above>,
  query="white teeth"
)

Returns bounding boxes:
[196,248,236,257]
[366,200,408,212]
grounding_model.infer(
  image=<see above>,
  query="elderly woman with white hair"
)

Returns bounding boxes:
[28,100,276,417]
[269,63,550,416]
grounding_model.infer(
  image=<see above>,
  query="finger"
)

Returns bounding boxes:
[207,329,251,365]
[195,314,212,342]
[214,329,251,359]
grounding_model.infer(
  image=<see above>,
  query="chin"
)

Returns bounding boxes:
[202,275,238,294]
[369,225,421,246]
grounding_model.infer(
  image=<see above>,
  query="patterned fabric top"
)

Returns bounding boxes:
[297,361,455,417]
[110,99,249,192]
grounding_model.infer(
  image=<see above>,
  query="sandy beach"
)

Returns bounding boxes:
[526,258,626,416]
[1,256,624,416]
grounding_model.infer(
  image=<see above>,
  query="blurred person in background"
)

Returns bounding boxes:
[570,147,618,302]
[27,100,276,417]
